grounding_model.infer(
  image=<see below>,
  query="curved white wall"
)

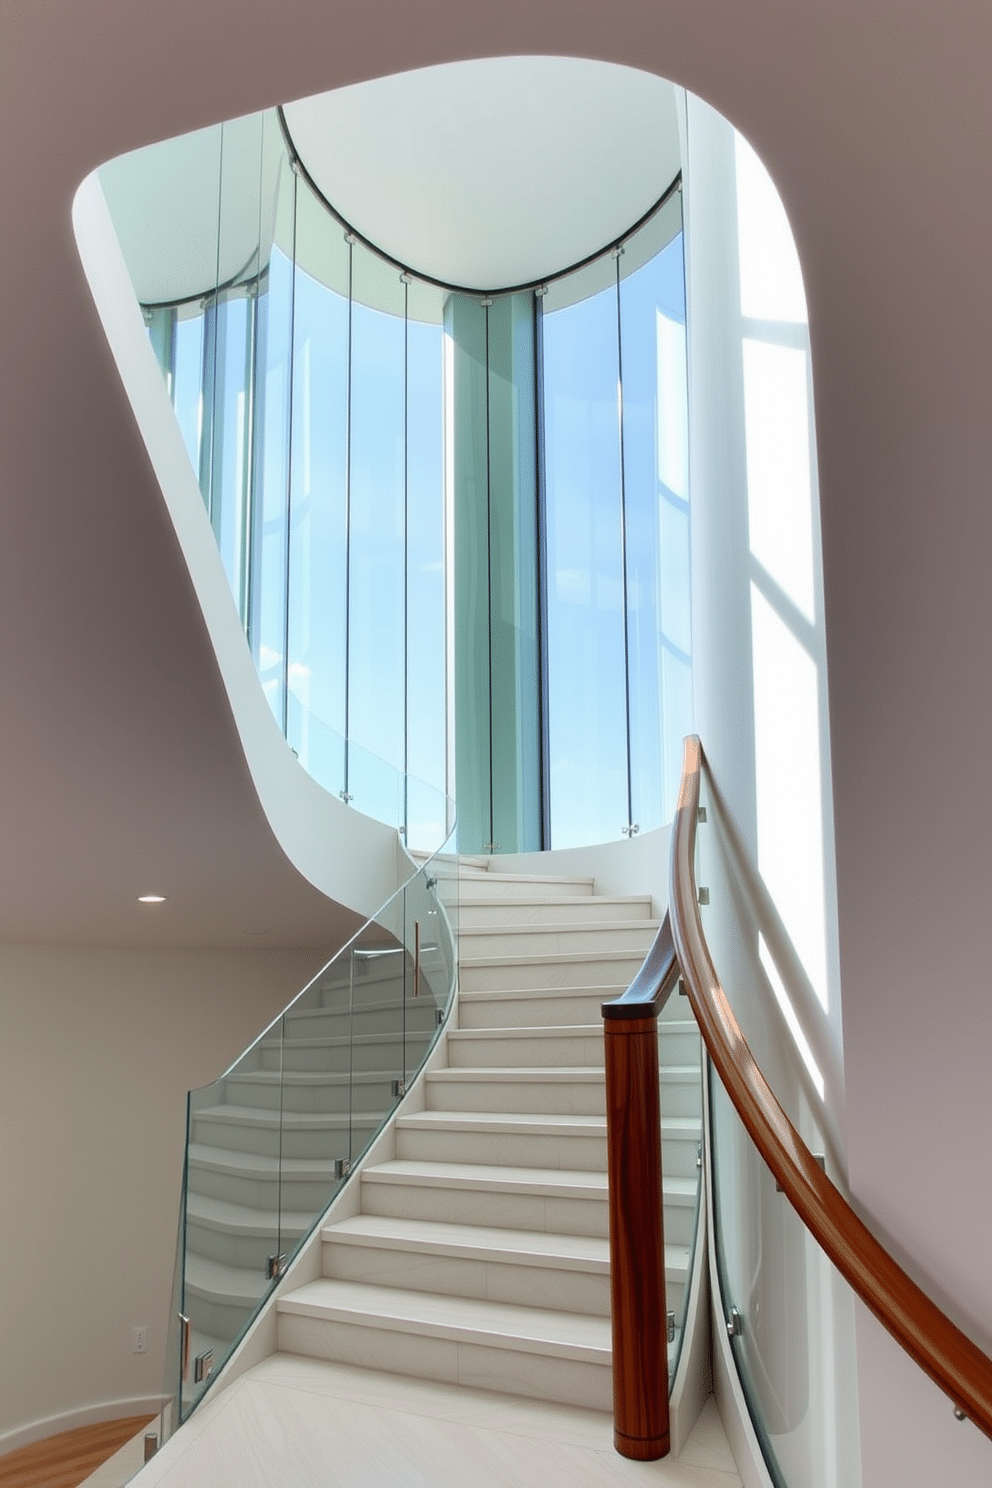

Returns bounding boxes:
[73,170,404,926]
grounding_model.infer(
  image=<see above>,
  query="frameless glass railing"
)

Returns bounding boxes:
[673,738,992,1484]
[285,689,452,854]
[139,839,461,1446]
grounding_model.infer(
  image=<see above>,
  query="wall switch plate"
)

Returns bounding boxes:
[132,1325,148,1354]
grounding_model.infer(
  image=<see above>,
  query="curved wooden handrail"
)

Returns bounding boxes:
[602,911,679,1021]
[671,735,992,1439]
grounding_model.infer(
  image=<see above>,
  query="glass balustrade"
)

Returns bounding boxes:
[154,843,460,1434]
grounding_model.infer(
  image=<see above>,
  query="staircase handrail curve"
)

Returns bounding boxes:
[601,911,680,1022]
[670,733,992,1439]
[209,832,456,1087]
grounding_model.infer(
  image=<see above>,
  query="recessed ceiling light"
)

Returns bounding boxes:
[137,894,167,904]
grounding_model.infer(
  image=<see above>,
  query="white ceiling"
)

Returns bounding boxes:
[283,57,681,289]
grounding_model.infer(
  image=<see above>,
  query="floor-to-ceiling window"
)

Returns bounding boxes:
[111,109,689,856]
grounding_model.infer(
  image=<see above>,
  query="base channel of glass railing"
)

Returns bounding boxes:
[145,836,461,1448]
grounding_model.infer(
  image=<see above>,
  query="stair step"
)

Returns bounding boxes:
[319,1214,692,1317]
[446,872,595,900]
[446,1026,605,1069]
[457,895,653,928]
[457,984,626,1029]
[277,1279,614,1410]
[323,1214,609,1270]
[426,1066,607,1115]
[191,1105,381,1159]
[457,921,660,957]
[460,948,649,992]
[187,1142,346,1212]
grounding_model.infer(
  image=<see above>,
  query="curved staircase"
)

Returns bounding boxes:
[273,858,703,1410]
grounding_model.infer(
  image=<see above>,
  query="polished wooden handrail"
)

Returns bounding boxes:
[602,915,682,1460]
[671,734,992,1439]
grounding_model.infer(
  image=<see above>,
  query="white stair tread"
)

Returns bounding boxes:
[188,1143,341,1178]
[458,983,628,1001]
[397,1110,606,1137]
[459,919,660,938]
[185,1252,271,1306]
[455,871,595,889]
[186,1192,314,1236]
[461,948,650,969]
[428,1066,605,1083]
[362,1158,608,1198]
[448,1025,602,1039]
[278,1279,612,1361]
[322,1214,693,1278]
[194,1105,355,1131]
[457,895,650,909]
[324,1215,609,1269]
[227,1068,396,1086]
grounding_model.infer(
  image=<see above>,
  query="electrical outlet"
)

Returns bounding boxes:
[132,1325,148,1354]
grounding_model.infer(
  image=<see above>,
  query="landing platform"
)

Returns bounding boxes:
[87,1356,741,1487]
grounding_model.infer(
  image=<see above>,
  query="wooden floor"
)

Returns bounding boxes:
[0,1417,155,1488]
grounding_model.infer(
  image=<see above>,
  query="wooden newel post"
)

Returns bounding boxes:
[603,1010,670,1460]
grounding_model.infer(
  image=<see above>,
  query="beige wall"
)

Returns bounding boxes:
[0,941,326,1449]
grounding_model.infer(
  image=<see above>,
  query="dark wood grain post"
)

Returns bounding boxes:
[603,1008,669,1459]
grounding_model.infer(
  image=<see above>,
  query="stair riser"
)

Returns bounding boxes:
[457,899,651,929]
[258,1036,432,1076]
[657,1027,704,1065]
[187,1168,341,1214]
[184,1290,264,1347]
[460,954,646,993]
[185,1222,305,1274]
[360,1179,609,1238]
[395,1126,607,1172]
[661,1135,703,1182]
[226,1077,394,1114]
[281,1004,439,1042]
[457,990,617,1029]
[658,1076,704,1120]
[660,1199,698,1250]
[458,925,657,958]
[322,1243,611,1317]
[191,1117,379,1161]
[426,1074,605,1116]
[446,876,593,901]
[446,1031,604,1068]
[276,1313,613,1411]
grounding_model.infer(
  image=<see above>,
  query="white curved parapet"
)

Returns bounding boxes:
[73,168,401,924]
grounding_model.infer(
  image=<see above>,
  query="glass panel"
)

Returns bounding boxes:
[542,270,627,848]
[405,280,447,818]
[206,113,266,617]
[709,1074,863,1488]
[486,292,541,854]
[166,842,459,1421]
[618,226,690,834]
[177,1041,283,1420]
[286,184,350,778]
[247,116,296,726]
[348,244,406,802]
[658,990,705,1385]
[173,305,208,484]
[447,292,492,852]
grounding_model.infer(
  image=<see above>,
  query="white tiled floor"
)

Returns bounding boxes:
[116,1356,742,1488]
